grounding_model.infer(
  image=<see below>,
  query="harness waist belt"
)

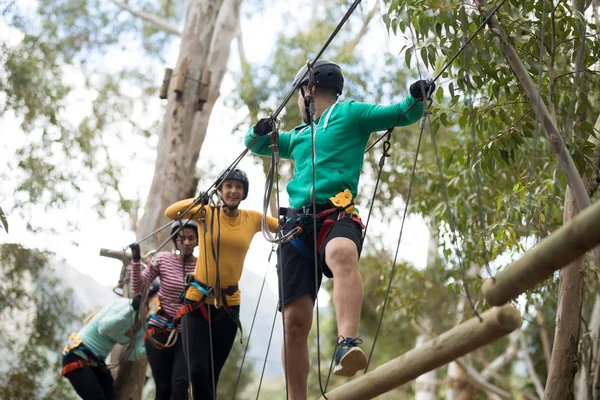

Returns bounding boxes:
[61,359,91,376]
[283,203,333,217]
[189,277,239,296]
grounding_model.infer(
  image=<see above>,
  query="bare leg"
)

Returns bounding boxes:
[325,237,362,338]
[281,294,314,400]
[325,237,366,376]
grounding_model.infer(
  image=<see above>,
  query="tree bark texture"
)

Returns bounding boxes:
[543,187,585,400]
[113,1,241,399]
[575,296,600,400]
[415,333,438,400]
[137,0,240,250]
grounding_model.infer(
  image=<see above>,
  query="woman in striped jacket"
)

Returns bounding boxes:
[130,219,198,400]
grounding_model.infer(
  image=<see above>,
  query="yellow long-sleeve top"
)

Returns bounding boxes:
[165,198,278,306]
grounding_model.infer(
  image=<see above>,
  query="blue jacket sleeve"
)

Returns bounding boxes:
[96,299,136,345]
[244,126,292,159]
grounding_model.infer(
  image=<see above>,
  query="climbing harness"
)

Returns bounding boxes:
[176,275,241,332]
[281,190,364,259]
[60,333,109,376]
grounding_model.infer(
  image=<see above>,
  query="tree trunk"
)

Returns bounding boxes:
[112,0,241,398]
[576,296,600,400]
[543,187,585,400]
[137,0,238,250]
[415,228,439,400]
[447,263,480,400]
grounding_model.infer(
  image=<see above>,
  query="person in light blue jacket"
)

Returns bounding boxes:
[60,292,154,400]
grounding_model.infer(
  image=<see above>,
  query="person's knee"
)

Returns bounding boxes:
[284,297,313,343]
[172,375,189,394]
[187,356,208,382]
[326,238,359,275]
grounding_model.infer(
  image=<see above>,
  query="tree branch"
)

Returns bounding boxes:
[585,115,600,198]
[453,359,512,400]
[111,0,181,36]
[481,332,520,380]
[519,331,545,399]
[412,320,513,400]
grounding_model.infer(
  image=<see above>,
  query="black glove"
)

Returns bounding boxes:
[253,117,274,136]
[131,294,142,312]
[409,80,436,101]
[196,192,210,205]
[129,243,141,261]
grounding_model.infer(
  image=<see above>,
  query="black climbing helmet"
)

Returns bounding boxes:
[170,219,199,247]
[293,60,344,96]
[217,168,249,200]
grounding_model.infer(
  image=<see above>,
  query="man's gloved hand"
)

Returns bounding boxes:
[129,243,141,262]
[409,80,436,101]
[253,117,274,136]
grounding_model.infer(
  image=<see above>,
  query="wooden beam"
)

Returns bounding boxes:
[320,305,521,400]
[159,68,173,100]
[99,247,131,263]
[482,199,600,306]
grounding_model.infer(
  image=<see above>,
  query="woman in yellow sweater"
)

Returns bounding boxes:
[165,168,277,400]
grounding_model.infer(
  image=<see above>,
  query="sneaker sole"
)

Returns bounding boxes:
[333,347,367,377]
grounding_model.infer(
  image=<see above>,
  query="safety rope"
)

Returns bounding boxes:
[231,246,276,399]
[363,104,428,373]
[202,209,218,398]
[255,304,279,400]
[361,132,392,243]
[365,0,510,155]
[363,0,513,371]
[115,0,513,394]
[268,0,363,121]
[461,0,494,278]
[254,1,365,398]
[418,47,482,322]
[303,66,329,398]
[524,0,546,242]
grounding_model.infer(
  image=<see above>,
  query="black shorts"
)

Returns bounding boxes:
[277,215,363,309]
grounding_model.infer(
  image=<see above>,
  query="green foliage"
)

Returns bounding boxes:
[0,243,79,399]
[1,0,169,229]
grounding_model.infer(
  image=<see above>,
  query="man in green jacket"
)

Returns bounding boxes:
[244,60,434,399]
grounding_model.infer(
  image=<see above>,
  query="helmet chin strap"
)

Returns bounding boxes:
[222,200,240,213]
